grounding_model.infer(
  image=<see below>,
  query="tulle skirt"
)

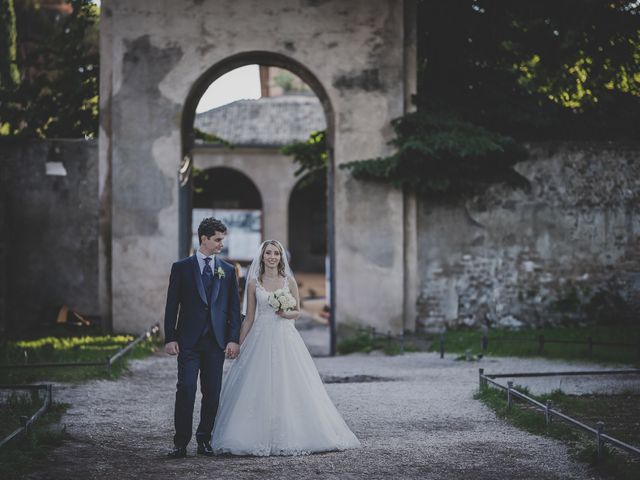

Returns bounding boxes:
[212,314,360,456]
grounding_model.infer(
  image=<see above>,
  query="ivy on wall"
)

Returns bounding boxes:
[282,114,528,199]
[339,112,528,198]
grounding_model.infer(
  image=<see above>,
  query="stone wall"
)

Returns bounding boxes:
[0,140,100,337]
[417,142,640,332]
[100,0,415,336]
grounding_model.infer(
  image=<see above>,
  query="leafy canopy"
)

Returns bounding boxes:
[0,0,99,139]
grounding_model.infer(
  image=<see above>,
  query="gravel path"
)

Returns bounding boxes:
[26,349,636,480]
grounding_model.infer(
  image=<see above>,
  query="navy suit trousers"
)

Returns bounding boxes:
[173,332,225,447]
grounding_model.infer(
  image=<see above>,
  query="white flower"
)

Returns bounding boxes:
[267,289,297,312]
[267,293,280,309]
[215,266,225,279]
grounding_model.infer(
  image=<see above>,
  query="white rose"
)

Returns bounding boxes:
[268,294,280,309]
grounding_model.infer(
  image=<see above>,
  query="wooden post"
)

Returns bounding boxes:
[481,334,488,352]
[538,335,545,354]
[479,368,485,390]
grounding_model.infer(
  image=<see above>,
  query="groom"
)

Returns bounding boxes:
[164,217,241,458]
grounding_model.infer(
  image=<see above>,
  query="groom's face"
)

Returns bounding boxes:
[201,231,226,256]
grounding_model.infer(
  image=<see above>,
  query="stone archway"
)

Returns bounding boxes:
[99,0,417,346]
[192,166,263,261]
[182,53,338,351]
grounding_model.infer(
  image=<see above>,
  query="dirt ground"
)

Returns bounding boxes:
[23,347,634,480]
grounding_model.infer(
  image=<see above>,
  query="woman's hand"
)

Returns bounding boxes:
[276,309,296,320]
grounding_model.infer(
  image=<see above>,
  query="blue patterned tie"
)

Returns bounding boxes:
[202,257,214,300]
[201,257,213,337]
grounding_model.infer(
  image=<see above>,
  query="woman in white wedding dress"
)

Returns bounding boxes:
[212,240,360,456]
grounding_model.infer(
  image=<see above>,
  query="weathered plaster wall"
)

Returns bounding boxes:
[101,0,412,335]
[417,143,640,331]
[0,140,100,336]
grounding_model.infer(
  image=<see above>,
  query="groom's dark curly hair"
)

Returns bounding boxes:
[198,217,227,244]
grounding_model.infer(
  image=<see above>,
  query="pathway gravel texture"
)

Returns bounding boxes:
[26,348,639,480]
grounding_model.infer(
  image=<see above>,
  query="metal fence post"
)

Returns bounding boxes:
[439,333,445,359]
[545,399,553,426]
[20,415,29,434]
[105,356,111,375]
[507,381,513,410]
[596,421,605,461]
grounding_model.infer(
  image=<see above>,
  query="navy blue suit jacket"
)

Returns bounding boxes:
[163,255,241,350]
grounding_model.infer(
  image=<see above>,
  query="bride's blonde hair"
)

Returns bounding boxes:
[259,240,286,279]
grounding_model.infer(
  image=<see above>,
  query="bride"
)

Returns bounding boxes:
[212,240,360,456]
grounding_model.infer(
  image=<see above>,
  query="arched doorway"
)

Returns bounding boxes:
[288,174,330,356]
[181,52,337,355]
[191,166,262,261]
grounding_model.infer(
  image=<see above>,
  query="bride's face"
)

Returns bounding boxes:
[262,245,281,270]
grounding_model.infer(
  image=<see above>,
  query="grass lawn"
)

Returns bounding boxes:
[0,391,68,480]
[337,326,640,365]
[430,327,640,365]
[476,385,640,480]
[0,333,160,384]
[0,332,160,478]
[337,330,424,355]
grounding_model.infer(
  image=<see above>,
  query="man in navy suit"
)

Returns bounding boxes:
[164,217,241,458]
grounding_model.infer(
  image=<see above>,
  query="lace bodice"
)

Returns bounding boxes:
[254,275,291,321]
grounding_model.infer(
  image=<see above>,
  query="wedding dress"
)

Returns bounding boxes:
[212,276,360,456]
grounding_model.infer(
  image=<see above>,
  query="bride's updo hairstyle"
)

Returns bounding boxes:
[259,240,286,279]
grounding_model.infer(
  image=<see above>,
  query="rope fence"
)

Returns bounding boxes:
[0,324,160,451]
[0,324,160,374]
[0,384,52,450]
[478,368,640,461]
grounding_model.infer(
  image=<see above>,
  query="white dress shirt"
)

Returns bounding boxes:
[196,250,216,275]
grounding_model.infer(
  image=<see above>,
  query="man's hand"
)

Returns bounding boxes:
[165,341,179,355]
[225,342,240,359]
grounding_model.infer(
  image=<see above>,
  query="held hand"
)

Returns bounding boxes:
[165,341,179,355]
[225,342,240,359]
[276,310,295,320]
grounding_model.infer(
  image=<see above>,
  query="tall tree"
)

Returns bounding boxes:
[0,0,99,139]
[0,0,20,91]
[417,0,640,140]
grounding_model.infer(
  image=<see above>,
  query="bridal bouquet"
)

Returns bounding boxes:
[267,289,297,312]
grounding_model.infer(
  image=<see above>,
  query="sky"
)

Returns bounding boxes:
[196,65,261,113]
